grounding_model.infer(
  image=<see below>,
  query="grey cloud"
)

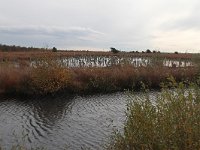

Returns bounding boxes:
[174,15,200,30]
[161,16,200,31]
[0,26,106,49]
[159,1,200,31]
[0,26,104,38]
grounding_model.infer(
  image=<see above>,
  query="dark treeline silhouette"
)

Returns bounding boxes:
[0,44,48,52]
[110,47,120,53]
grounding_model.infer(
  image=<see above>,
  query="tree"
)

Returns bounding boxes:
[52,47,57,52]
[146,49,152,53]
[110,47,120,53]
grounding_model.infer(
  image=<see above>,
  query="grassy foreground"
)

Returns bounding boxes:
[107,79,200,149]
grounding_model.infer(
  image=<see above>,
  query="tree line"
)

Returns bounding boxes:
[0,44,47,52]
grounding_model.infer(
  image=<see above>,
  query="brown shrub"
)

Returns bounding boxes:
[29,58,71,94]
[70,65,198,93]
[0,61,198,95]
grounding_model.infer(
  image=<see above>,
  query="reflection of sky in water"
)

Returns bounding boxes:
[0,93,129,150]
[28,56,193,68]
[0,92,159,150]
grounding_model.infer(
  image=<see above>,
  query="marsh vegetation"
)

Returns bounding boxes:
[0,48,199,95]
[108,79,200,149]
[1,46,200,149]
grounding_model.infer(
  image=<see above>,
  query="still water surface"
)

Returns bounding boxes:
[0,92,156,150]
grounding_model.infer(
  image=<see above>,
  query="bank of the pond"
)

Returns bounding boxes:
[0,64,198,96]
[107,83,200,150]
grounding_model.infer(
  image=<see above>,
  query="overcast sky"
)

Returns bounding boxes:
[0,0,200,52]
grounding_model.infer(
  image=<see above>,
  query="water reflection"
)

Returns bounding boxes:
[0,92,157,150]
[16,56,194,68]
[29,96,74,128]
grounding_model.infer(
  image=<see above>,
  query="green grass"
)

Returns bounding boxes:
[107,79,200,149]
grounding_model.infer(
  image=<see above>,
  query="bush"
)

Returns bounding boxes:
[108,80,200,149]
[110,47,120,53]
[175,51,178,54]
[146,49,151,53]
[29,57,71,94]
[52,47,57,52]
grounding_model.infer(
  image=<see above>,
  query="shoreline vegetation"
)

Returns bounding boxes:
[107,79,200,149]
[0,45,200,96]
[0,64,198,96]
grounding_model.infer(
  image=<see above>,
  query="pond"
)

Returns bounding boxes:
[0,92,157,150]
[10,55,193,68]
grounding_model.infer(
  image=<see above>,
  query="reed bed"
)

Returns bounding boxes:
[0,59,198,95]
[0,51,199,95]
[107,80,200,149]
[0,53,193,69]
[70,66,197,93]
[0,65,30,94]
[0,51,193,62]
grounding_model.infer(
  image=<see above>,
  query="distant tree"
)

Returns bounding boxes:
[0,44,44,51]
[52,47,57,52]
[153,50,156,53]
[174,51,178,54]
[110,47,120,53]
[146,49,152,53]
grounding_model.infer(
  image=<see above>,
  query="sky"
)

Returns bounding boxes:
[0,0,200,53]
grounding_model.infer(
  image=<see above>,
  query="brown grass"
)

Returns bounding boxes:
[0,63,197,95]
[0,51,193,62]
[0,65,30,94]
[70,66,197,93]
[0,51,199,95]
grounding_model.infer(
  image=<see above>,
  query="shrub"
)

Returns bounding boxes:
[146,49,151,53]
[108,80,200,149]
[175,51,179,54]
[29,57,71,94]
[52,47,57,52]
[110,47,120,53]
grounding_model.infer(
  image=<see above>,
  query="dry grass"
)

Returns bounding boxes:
[0,65,30,94]
[0,51,199,95]
[0,62,197,95]
[71,66,197,93]
[0,51,193,61]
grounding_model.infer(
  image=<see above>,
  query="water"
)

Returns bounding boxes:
[4,55,193,68]
[0,93,131,150]
[0,92,158,150]
[30,56,151,68]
